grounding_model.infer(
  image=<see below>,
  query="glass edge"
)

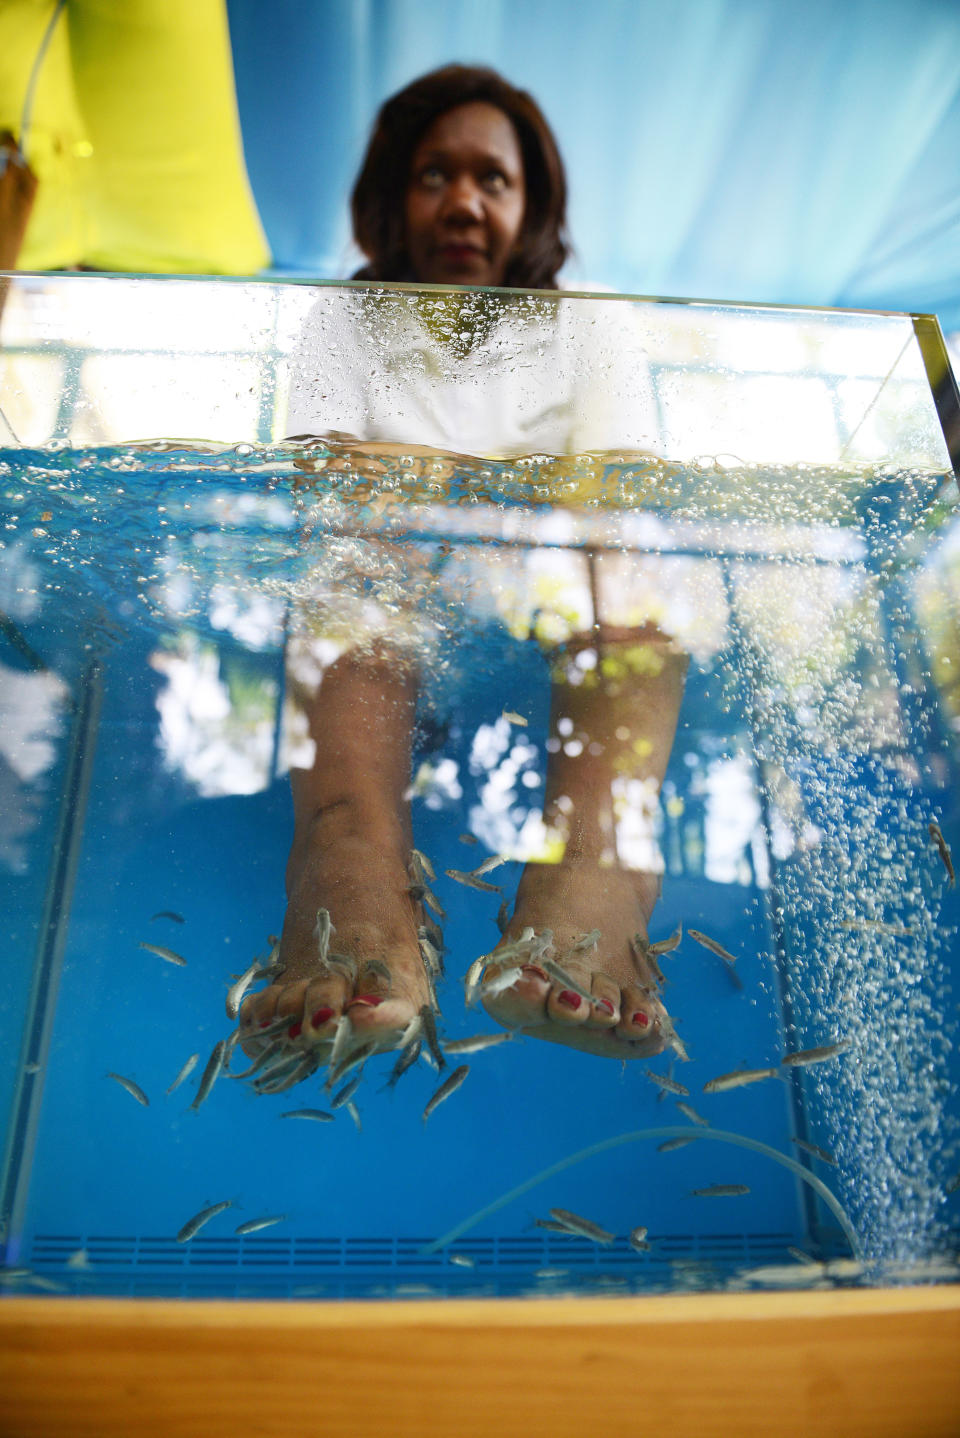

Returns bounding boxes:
[910,314,960,487]
[0,269,940,325]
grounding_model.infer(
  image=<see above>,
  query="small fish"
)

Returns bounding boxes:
[787,1246,820,1266]
[107,1072,149,1107]
[501,710,527,726]
[235,1215,287,1236]
[166,1053,200,1095]
[841,919,914,938]
[791,1137,837,1166]
[657,1136,695,1152]
[944,1172,960,1195]
[66,1249,91,1270]
[548,1208,614,1245]
[326,951,358,983]
[445,868,503,894]
[230,1038,285,1082]
[418,1005,447,1071]
[570,928,602,953]
[540,957,602,1009]
[690,1185,750,1198]
[271,1052,320,1094]
[646,1069,690,1097]
[138,941,186,967]
[331,1073,363,1109]
[648,924,682,957]
[313,908,334,964]
[929,822,955,885]
[676,1101,710,1126]
[226,960,265,1021]
[410,848,436,883]
[23,1062,39,1075]
[422,1064,469,1122]
[279,1108,334,1122]
[459,832,478,845]
[449,1253,475,1268]
[781,1039,851,1068]
[328,1038,379,1088]
[422,888,446,920]
[631,934,665,986]
[660,1014,692,1061]
[189,1039,227,1110]
[628,1226,650,1253]
[703,1066,779,1094]
[534,1267,570,1279]
[176,1199,232,1243]
[687,928,737,965]
[496,900,510,934]
[151,910,185,924]
[445,1032,513,1056]
[383,1039,422,1090]
[534,1219,579,1234]
[478,964,523,1000]
[358,959,393,991]
[418,933,443,976]
[346,1100,362,1131]
[0,1268,32,1282]
[464,955,487,1007]
[471,854,508,878]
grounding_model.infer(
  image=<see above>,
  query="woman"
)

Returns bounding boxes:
[240,65,686,1078]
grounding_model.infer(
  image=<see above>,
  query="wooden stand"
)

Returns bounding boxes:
[2,1287,959,1437]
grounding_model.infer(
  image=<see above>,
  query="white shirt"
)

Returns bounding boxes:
[286,285,661,458]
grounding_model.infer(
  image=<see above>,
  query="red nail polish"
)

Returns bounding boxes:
[598,998,615,1015]
[558,990,582,1010]
[311,1007,334,1027]
[348,994,383,1008]
[287,1021,302,1039]
[258,1019,272,1029]
[632,1010,650,1028]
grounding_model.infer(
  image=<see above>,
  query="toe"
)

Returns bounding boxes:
[239,986,281,1055]
[546,982,591,1027]
[615,984,663,1048]
[481,963,550,1029]
[303,975,350,1039]
[584,973,621,1029]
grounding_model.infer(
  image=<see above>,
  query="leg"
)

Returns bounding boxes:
[240,638,432,1056]
[482,624,688,1059]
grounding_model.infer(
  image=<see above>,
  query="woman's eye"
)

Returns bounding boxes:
[420,166,445,189]
[483,171,507,194]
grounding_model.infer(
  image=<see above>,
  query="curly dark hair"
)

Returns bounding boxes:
[350,64,570,289]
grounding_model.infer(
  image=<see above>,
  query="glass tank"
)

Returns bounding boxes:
[0,273,958,1301]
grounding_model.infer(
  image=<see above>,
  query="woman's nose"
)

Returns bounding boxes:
[441,174,485,220]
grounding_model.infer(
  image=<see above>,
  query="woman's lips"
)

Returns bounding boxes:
[437,244,485,264]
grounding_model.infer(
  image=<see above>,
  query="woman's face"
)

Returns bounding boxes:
[404,101,526,287]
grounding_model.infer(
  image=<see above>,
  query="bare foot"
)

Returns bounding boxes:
[479,859,670,1059]
[237,639,435,1087]
[238,800,434,1070]
[481,621,687,1061]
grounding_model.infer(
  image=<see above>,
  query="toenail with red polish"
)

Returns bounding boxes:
[258,1019,272,1028]
[558,990,582,1010]
[287,1021,302,1039]
[311,1007,334,1027]
[348,995,383,1008]
[632,1010,650,1027]
[598,998,615,1015]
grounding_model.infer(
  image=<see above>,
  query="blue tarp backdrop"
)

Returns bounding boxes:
[225,0,960,331]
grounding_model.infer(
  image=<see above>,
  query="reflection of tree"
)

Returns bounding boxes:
[149,635,279,799]
[0,663,70,873]
[915,542,960,730]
